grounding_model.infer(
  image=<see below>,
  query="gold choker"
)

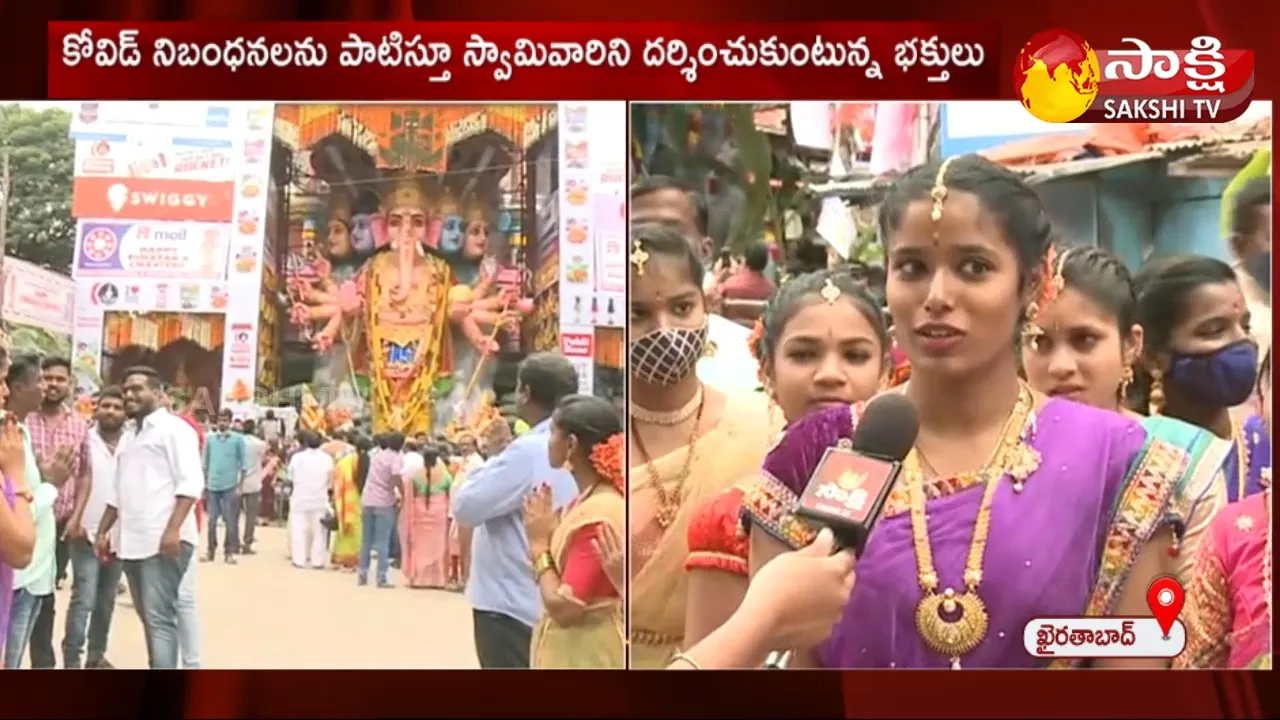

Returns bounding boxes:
[630,385,704,426]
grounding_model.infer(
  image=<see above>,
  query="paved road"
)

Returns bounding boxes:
[45,525,478,669]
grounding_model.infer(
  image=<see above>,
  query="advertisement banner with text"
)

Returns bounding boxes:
[69,101,245,141]
[74,138,237,182]
[72,176,235,223]
[75,220,231,280]
[220,102,276,412]
[1,257,75,336]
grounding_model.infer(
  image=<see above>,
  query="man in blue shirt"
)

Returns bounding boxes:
[201,409,245,564]
[451,353,580,669]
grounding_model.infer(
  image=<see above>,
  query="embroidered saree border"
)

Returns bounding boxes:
[1048,438,1186,669]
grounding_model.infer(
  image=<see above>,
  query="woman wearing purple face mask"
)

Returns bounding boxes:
[1130,254,1271,502]
[627,221,778,668]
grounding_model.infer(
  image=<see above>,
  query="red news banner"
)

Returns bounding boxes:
[48,22,1001,101]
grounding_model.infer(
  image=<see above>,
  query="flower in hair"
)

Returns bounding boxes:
[746,317,770,383]
[1037,244,1064,309]
[590,432,625,491]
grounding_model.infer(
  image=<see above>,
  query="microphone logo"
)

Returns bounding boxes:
[799,449,896,526]
[837,470,868,490]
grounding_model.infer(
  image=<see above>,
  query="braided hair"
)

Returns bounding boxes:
[747,269,890,379]
[553,395,624,490]
[1055,246,1138,333]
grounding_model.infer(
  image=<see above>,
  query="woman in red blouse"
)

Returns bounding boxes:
[684,270,891,647]
[523,395,625,669]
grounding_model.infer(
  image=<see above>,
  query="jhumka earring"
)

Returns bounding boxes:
[1023,245,1065,342]
[928,157,957,239]
[1119,365,1135,398]
[1148,367,1166,416]
[631,240,650,276]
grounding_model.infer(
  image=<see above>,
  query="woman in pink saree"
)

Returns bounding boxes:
[1177,489,1272,668]
[399,445,452,588]
[1177,349,1272,669]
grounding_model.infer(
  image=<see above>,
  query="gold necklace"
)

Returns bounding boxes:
[632,389,706,529]
[909,383,1038,669]
[630,384,704,426]
[1230,417,1251,500]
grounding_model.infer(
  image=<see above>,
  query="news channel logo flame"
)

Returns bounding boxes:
[1015,29,1101,123]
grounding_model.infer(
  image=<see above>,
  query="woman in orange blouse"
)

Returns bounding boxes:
[523,395,625,668]
[683,271,891,647]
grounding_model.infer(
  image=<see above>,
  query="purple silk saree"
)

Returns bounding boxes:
[742,397,1188,668]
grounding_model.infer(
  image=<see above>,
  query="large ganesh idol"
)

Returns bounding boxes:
[358,174,524,435]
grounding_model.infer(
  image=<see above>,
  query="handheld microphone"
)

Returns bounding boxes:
[763,395,919,670]
[794,393,920,557]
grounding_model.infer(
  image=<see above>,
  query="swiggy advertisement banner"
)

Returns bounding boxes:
[71,176,235,223]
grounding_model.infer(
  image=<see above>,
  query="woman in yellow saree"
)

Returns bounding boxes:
[627,223,778,668]
[321,433,361,570]
[523,395,625,669]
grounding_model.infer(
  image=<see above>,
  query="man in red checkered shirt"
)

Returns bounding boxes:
[162,389,206,530]
[24,357,90,669]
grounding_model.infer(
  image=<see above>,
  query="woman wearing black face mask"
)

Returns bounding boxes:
[1130,254,1271,502]
[627,221,778,668]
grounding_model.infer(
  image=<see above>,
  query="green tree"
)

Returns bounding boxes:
[0,105,75,272]
[631,103,774,251]
[6,323,70,358]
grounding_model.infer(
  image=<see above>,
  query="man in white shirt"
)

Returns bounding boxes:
[630,177,763,394]
[285,430,334,569]
[95,366,203,670]
[399,438,425,479]
[62,385,130,669]
[458,435,484,473]
[237,419,269,555]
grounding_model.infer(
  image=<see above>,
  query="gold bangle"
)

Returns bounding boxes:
[670,653,702,670]
[532,551,556,578]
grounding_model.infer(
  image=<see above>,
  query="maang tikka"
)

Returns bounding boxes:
[631,239,650,276]
[929,156,957,239]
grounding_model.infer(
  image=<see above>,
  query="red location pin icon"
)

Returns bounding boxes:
[1146,575,1185,638]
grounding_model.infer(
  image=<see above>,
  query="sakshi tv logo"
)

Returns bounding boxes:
[1014,31,1255,124]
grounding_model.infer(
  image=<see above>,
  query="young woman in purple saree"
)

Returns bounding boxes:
[742,156,1185,669]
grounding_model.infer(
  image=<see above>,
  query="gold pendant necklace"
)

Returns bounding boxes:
[632,388,706,529]
[909,383,1038,669]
